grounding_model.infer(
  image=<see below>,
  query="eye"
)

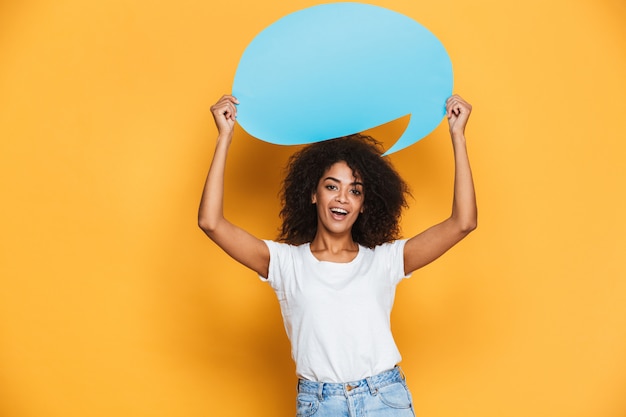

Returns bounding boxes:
[350,188,362,196]
[325,184,338,191]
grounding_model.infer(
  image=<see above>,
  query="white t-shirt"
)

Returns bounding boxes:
[260,239,410,383]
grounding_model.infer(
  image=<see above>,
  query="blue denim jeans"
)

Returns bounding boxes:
[296,367,416,417]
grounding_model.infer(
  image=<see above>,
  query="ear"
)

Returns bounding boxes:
[311,193,317,204]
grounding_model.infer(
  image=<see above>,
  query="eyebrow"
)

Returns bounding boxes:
[323,176,363,187]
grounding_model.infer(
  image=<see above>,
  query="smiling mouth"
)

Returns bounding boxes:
[330,207,348,216]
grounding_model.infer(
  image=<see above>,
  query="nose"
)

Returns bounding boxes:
[335,189,348,203]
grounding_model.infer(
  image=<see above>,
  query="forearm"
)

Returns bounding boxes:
[450,132,477,233]
[198,133,232,233]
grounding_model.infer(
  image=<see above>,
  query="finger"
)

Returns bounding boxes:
[446,100,460,117]
[446,96,459,109]
[228,102,238,120]
[212,99,237,114]
[221,103,236,120]
[446,95,462,108]
[210,102,227,117]
[447,100,470,118]
[219,94,240,105]
[447,95,470,109]
[216,96,239,119]
[212,95,239,111]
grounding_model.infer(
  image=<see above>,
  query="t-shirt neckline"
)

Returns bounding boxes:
[306,242,363,265]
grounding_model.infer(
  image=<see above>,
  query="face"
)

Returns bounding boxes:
[311,161,364,236]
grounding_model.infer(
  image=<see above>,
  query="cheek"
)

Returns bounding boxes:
[354,197,365,213]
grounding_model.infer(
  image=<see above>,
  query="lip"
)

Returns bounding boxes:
[329,207,349,220]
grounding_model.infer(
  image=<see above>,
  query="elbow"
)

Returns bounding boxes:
[198,216,217,235]
[460,214,478,235]
[461,220,477,235]
[454,213,477,235]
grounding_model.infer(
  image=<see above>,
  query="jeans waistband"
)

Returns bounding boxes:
[297,366,405,398]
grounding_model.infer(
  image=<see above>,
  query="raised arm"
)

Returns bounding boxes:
[403,95,477,275]
[198,94,270,277]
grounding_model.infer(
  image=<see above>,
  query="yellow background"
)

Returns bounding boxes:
[1,0,625,416]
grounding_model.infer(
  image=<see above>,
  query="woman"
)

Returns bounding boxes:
[199,94,476,417]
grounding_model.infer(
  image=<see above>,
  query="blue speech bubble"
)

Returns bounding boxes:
[232,3,452,154]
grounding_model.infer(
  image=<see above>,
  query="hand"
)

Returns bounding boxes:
[446,95,472,137]
[210,94,239,136]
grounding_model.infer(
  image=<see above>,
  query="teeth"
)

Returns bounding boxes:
[331,208,348,214]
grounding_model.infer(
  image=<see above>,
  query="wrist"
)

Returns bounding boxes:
[450,130,466,142]
[216,132,233,148]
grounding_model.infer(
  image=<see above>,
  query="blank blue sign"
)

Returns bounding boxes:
[232,3,453,154]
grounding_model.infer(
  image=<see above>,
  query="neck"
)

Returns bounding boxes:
[310,232,358,254]
[309,233,359,263]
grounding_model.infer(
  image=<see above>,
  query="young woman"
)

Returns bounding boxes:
[199,94,476,417]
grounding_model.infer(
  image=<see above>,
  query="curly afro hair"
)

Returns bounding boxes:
[278,134,410,248]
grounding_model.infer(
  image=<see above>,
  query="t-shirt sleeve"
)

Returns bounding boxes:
[383,239,412,285]
[258,240,286,287]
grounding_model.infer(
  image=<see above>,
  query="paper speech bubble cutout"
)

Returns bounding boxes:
[232,3,452,154]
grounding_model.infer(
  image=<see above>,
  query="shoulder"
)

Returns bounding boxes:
[261,241,311,284]
[264,240,310,259]
[357,240,407,265]
[369,239,407,256]
[367,240,409,279]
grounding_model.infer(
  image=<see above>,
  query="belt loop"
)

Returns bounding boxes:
[317,382,324,401]
[366,376,378,396]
